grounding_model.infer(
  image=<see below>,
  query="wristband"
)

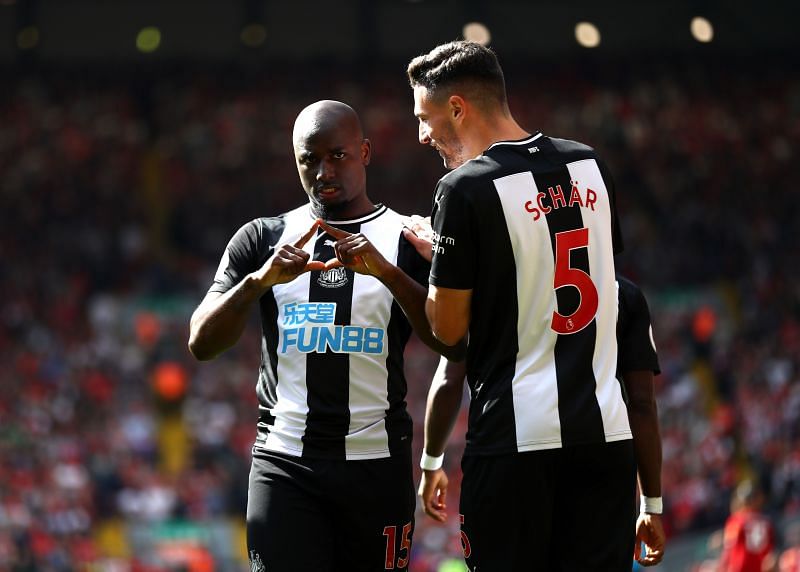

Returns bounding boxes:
[420,451,444,471]
[640,495,663,515]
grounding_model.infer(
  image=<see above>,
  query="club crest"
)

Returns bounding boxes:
[317,266,348,288]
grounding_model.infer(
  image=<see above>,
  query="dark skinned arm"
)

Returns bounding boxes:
[622,368,666,566]
[188,221,323,360]
[418,357,467,522]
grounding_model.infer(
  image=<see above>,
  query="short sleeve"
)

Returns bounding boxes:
[209,220,264,294]
[617,278,660,375]
[429,181,476,290]
[396,233,431,288]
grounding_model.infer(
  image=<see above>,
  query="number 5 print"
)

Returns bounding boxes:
[551,228,598,334]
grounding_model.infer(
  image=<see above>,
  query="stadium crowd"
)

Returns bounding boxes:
[1,60,799,570]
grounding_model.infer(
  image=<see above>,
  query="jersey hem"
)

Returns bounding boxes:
[464,432,633,456]
[254,437,394,460]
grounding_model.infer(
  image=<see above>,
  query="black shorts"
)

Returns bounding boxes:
[246,444,415,572]
[459,440,636,572]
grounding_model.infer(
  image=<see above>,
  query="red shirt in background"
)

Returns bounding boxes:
[719,508,775,572]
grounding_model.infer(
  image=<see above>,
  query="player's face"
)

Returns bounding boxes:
[413,85,467,170]
[294,123,372,219]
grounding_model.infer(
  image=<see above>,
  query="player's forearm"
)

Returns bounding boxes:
[380,266,465,361]
[622,370,662,496]
[630,409,662,497]
[625,375,663,497]
[423,358,466,456]
[188,275,266,360]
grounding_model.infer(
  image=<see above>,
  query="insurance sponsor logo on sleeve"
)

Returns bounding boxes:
[431,231,455,255]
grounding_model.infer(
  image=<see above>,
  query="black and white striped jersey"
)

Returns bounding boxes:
[616,275,660,377]
[210,204,429,460]
[430,132,630,455]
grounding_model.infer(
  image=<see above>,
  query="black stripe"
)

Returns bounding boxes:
[383,235,425,455]
[465,187,519,453]
[255,218,286,440]
[301,224,358,458]
[537,167,605,446]
[384,301,413,456]
[256,292,279,436]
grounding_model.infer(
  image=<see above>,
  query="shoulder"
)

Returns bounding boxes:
[435,156,502,202]
[376,205,406,228]
[546,135,597,156]
[617,274,652,324]
[534,135,609,172]
[616,274,645,306]
[544,136,617,185]
[263,205,314,242]
[355,205,408,240]
[232,216,278,244]
[229,207,306,250]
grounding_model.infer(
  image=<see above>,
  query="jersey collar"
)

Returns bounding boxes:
[306,203,388,225]
[486,132,543,151]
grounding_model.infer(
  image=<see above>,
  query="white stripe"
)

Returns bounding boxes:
[493,171,563,450]
[263,206,317,456]
[343,211,401,459]
[566,160,630,442]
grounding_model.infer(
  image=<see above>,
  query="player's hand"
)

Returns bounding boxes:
[418,468,449,523]
[317,220,391,278]
[401,215,434,263]
[635,513,666,566]
[252,221,324,288]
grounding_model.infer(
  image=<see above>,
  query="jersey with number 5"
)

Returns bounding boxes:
[430,132,630,455]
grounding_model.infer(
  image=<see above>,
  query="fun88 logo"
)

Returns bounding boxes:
[281,302,385,355]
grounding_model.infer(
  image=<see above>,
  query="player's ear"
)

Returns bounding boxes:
[448,95,466,124]
[361,138,371,166]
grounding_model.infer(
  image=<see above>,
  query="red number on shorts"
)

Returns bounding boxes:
[397,522,412,568]
[383,522,413,569]
[551,227,598,334]
[459,514,472,558]
[382,526,396,569]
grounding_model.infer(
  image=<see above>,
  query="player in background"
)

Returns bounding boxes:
[718,480,776,572]
[188,100,462,572]
[616,275,666,567]
[405,40,655,570]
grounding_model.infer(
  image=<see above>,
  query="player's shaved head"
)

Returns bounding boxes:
[293,100,363,147]
[291,99,374,220]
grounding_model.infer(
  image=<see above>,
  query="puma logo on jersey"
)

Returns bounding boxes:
[323,239,337,247]
[317,267,348,288]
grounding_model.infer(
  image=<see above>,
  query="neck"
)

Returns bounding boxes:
[467,114,530,158]
[311,198,377,221]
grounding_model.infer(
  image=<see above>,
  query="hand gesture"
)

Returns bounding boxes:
[401,215,434,263]
[418,468,449,523]
[634,513,666,566]
[317,220,391,278]
[252,221,325,288]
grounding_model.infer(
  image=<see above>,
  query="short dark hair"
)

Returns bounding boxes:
[406,41,508,110]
